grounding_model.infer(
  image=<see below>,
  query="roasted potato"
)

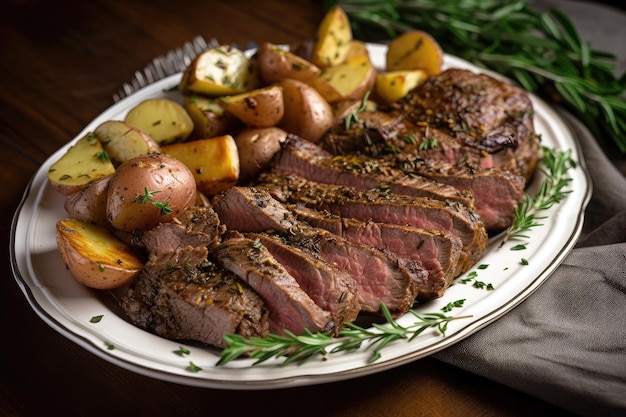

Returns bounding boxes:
[179,45,260,96]
[63,175,112,228]
[124,98,194,146]
[56,218,144,289]
[331,98,378,125]
[94,120,160,165]
[308,54,377,103]
[310,5,352,68]
[277,78,335,143]
[235,127,288,183]
[183,94,241,139]
[344,40,370,61]
[218,85,284,128]
[375,69,429,104]
[256,42,321,84]
[48,132,116,196]
[106,153,197,232]
[385,30,444,76]
[161,135,240,195]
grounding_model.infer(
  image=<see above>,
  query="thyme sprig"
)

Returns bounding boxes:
[217,303,470,366]
[327,0,626,154]
[501,146,576,246]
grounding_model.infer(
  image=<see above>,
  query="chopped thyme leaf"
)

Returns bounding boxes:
[90,315,103,323]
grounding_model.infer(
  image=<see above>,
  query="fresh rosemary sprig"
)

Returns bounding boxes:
[327,0,626,154]
[501,146,576,246]
[217,303,470,366]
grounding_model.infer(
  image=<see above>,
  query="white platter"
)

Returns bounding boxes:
[10,43,591,389]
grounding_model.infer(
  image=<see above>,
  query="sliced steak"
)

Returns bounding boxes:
[393,155,526,232]
[258,172,487,274]
[212,186,428,316]
[140,206,225,257]
[209,233,334,335]
[244,231,360,331]
[121,246,269,349]
[290,205,463,299]
[271,134,473,209]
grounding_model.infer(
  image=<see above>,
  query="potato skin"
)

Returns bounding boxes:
[277,79,335,143]
[64,175,112,228]
[218,85,284,128]
[106,153,197,232]
[235,127,288,183]
[56,218,144,289]
[257,42,321,84]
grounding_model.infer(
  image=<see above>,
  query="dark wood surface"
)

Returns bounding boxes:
[0,1,592,416]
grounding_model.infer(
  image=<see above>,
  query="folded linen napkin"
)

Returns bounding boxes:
[434,112,626,417]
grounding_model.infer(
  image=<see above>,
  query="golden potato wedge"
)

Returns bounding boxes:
[183,94,241,139]
[64,175,112,228]
[179,45,260,96]
[277,78,335,143]
[218,85,284,128]
[161,135,239,195]
[385,30,444,76]
[124,98,194,146]
[94,120,160,165]
[106,153,197,232]
[56,218,144,289]
[308,54,377,103]
[257,42,321,84]
[375,69,429,104]
[48,132,116,196]
[310,5,353,68]
[344,40,370,61]
[235,127,288,183]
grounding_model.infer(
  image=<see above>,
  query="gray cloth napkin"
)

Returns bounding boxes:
[434,112,626,417]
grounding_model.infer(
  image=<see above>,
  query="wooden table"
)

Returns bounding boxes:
[0,1,598,415]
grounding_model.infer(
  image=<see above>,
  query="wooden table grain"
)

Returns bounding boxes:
[0,1,585,416]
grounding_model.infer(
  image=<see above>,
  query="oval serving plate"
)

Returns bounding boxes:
[10,43,591,389]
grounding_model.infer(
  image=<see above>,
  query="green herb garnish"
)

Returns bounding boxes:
[217,303,470,366]
[502,146,575,246]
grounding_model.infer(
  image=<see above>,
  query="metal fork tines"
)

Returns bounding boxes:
[112,36,219,102]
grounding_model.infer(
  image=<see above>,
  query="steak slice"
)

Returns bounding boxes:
[258,172,487,274]
[290,205,463,299]
[393,155,526,232]
[209,233,334,336]
[140,206,225,257]
[244,231,360,331]
[271,134,473,209]
[212,186,428,316]
[120,246,269,349]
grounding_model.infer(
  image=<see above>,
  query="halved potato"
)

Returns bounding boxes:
[179,45,260,96]
[161,135,240,195]
[256,42,321,84]
[64,175,112,228]
[56,218,144,289]
[385,30,444,76]
[331,98,378,125]
[183,94,241,139]
[218,85,284,128]
[235,127,288,183]
[344,40,370,61]
[375,69,429,104]
[48,132,116,196]
[124,98,194,146]
[277,78,335,143]
[308,54,377,103]
[310,5,353,68]
[94,120,160,165]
